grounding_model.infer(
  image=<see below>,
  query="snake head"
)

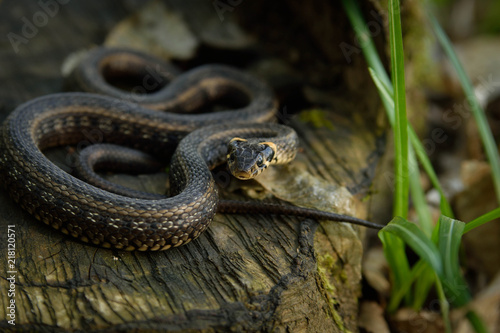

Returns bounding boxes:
[227,138,276,180]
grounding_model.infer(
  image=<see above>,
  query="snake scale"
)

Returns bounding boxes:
[0,47,381,251]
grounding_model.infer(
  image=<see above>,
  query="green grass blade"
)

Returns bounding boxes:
[429,13,500,205]
[387,259,435,311]
[371,66,434,310]
[380,217,443,275]
[369,68,454,219]
[389,0,409,218]
[411,261,436,310]
[378,231,411,312]
[436,216,486,331]
[408,127,454,218]
[466,311,489,333]
[347,2,454,219]
[408,144,434,236]
[368,68,395,123]
[341,0,393,92]
[463,207,500,234]
[381,217,442,313]
[370,67,439,233]
[438,216,465,280]
[437,216,470,307]
[434,273,452,333]
[354,12,411,311]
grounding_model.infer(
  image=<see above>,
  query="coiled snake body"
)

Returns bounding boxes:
[0,48,381,251]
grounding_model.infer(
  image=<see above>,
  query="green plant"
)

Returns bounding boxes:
[341,0,500,332]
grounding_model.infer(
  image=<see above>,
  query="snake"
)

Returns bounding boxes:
[0,47,382,251]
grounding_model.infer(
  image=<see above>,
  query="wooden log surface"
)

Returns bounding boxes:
[0,0,386,332]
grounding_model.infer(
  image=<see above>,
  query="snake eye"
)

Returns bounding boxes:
[256,153,264,167]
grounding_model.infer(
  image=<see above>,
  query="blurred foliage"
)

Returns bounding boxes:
[431,0,500,37]
[478,0,500,33]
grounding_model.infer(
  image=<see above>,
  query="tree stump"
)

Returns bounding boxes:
[0,0,388,331]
